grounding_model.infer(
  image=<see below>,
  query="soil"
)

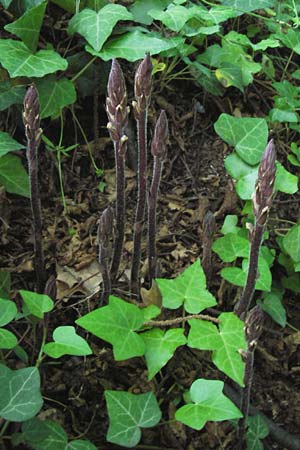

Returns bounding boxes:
[1,21,300,450]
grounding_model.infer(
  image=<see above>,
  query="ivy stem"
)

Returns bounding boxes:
[144,313,220,327]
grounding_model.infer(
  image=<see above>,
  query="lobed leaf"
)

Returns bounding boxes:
[20,290,54,319]
[212,233,249,262]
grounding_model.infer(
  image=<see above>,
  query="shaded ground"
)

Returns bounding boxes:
[1,66,300,450]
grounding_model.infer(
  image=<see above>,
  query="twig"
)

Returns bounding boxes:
[144,313,220,327]
[23,84,45,293]
[131,54,152,297]
[148,110,168,285]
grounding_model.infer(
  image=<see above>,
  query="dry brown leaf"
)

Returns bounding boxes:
[56,261,102,301]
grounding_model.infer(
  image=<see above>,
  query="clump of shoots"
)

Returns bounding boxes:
[235,140,276,319]
[148,110,168,285]
[98,206,114,304]
[131,54,153,297]
[237,305,264,448]
[202,210,216,285]
[106,59,129,282]
[23,84,45,293]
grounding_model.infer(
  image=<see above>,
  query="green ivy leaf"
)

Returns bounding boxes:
[105,390,161,447]
[43,326,92,358]
[0,298,17,326]
[129,0,171,25]
[88,30,184,62]
[283,224,300,262]
[175,378,242,430]
[21,418,68,450]
[260,289,286,327]
[142,328,186,379]
[4,2,47,52]
[212,233,249,262]
[197,5,238,23]
[221,215,239,234]
[36,77,76,118]
[0,40,68,78]
[20,290,54,319]
[0,131,25,157]
[148,5,195,32]
[156,260,217,314]
[68,5,133,52]
[0,154,30,197]
[214,114,268,165]
[221,257,272,291]
[276,28,300,55]
[0,81,26,111]
[76,296,145,360]
[246,414,269,450]
[215,63,244,91]
[0,328,17,349]
[222,0,274,14]
[0,364,43,421]
[66,441,97,450]
[188,313,246,385]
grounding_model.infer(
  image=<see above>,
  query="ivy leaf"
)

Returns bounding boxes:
[0,39,68,78]
[214,114,268,165]
[88,30,184,62]
[142,328,186,379]
[76,296,145,360]
[0,328,18,349]
[0,364,43,421]
[275,162,298,194]
[68,5,133,52]
[221,215,239,234]
[260,289,286,327]
[21,418,68,450]
[66,441,97,450]
[148,5,195,32]
[215,64,244,91]
[19,290,54,319]
[0,131,25,157]
[175,378,242,430]
[276,28,300,55]
[212,233,249,262]
[0,154,30,197]
[156,260,217,314]
[0,298,17,326]
[4,2,47,52]
[130,0,171,25]
[283,225,300,262]
[105,390,161,448]
[246,414,269,450]
[36,77,76,118]
[188,313,246,385]
[222,0,274,14]
[43,326,92,359]
[221,257,272,291]
[0,81,26,111]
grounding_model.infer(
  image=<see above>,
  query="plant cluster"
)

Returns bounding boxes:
[1,1,300,449]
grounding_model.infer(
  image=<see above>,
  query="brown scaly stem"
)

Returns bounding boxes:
[23,84,45,293]
[98,206,114,304]
[202,210,216,285]
[236,305,264,449]
[106,59,129,282]
[148,110,168,285]
[144,313,220,328]
[235,140,276,319]
[131,54,152,297]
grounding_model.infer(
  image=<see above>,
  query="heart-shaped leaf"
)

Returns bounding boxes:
[20,290,54,319]
[5,2,47,52]
[0,154,29,197]
[43,326,92,358]
[76,296,145,360]
[212,233,249,262]
[0,328,17,349]
[156,260,217,314]
[21,417,68,450]
[188,312,246,385]
[246,414,269,450]
[221,256,272,291]
[68,5,133,52]
[105,390,161,447]
[0,39,68,78]
[175,378,242,430]
[142,328,186,379]
[0,298,17,326]
[36,77,76,118]
[0,364,43,421]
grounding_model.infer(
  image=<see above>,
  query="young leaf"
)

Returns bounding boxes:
[105,390,161,448]
[68,5,133,52]
[212,233,249,262]
[142,328,186,379]
[260,289,286,327]
[0,328,18,349]
[0,364,43,421]
[4,2,47,52]
[283,224,300,263]
[36,77,76,118]
[21,417,68,450]
[214,114,268,165]
[246,414,269,450]
[76,296,145,360]
[175,378,242,430]
[88,30,184,62]
[0,298,17,326]
[0,154,30,197]
[188,312,246,385]
[156,260,217,314]
[0,40,68,78]
[19,290,54,319]
[221,215,239,234]
[0,131,25,157]
[275,162,298,195]
[43,326,92,358]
